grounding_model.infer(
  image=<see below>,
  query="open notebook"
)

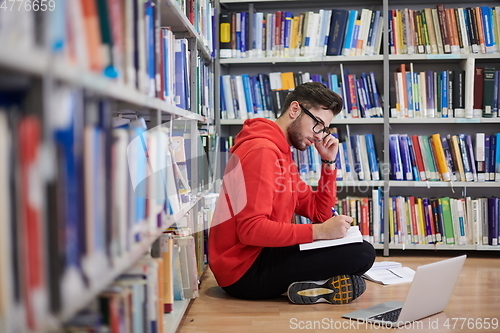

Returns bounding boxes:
[299,226,363,251]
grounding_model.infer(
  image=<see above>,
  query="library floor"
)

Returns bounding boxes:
[178,252,500,333]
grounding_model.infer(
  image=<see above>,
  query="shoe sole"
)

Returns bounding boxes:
[287,275,365,304]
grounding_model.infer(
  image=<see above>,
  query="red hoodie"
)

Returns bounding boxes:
[208,118,337,287]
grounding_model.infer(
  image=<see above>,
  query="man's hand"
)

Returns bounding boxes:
[314,134,339,162]
[312,215,353,240]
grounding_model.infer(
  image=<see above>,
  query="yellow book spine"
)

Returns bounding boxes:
[290,16,300,57]
[281,72,295,90]
[431,133,451,181]
[388,198,395,243]
[416,198,427,244]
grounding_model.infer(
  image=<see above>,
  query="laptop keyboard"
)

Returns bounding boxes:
[368,308,402,322]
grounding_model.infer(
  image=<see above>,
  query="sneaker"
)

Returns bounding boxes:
[287,275,366,304]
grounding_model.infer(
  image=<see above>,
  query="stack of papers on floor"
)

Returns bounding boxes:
[362,261,416,285]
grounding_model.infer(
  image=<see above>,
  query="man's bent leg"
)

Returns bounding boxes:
[221,241,376,300]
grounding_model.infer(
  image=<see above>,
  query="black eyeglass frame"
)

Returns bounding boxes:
[298,104,331,138]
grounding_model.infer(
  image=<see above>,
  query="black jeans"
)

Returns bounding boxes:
[222,241,376,300]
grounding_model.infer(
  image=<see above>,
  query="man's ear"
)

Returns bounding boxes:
[288,101,301,119]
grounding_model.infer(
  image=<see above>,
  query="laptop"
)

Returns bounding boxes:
[342,255,466,328]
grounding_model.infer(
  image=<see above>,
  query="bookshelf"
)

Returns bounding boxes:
[215,0,500,256]
[0,0,215,332]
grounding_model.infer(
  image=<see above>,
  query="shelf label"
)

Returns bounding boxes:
[296,57,311,62]
[426,54,461,59]
[456,118,481,123]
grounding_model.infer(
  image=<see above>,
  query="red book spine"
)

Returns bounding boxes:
[411,135,427,180]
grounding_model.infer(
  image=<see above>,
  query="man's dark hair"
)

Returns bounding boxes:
[279,82,343,117]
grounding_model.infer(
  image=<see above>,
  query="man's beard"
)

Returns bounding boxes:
[287,114,307,151]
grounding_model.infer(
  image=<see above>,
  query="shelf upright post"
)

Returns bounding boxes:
[383,0,390,256]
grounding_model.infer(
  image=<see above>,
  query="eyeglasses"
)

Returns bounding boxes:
[299,104,330,138]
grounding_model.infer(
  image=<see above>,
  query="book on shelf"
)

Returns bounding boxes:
[389,5,500,55]
[389,132,500,183]
[299,226,363,251]
[362,261,416,285]
[218,7,383,59]
[220,68,383,120]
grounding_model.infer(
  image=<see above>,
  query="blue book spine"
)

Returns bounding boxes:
[406,72,414,115]
[241,74,254,116]
[250,76,264,117]
[342,68,352,114]
[342,142,351,178]
[174,40,187,109]
[329,130,342,173]
[458,134,472,181]
[389,134,403,180]
[388,10,395,54]
[378,188,384,241]
[488,198,498,245]
[466,135,478,182]
[350,21,360,52]
[146,2,155,95]
[362,76,374,115]
[496,133,500,179]
[365,134,379,180]
[441,136,456,181]
[369,72,382,112]
[367,11,381,54]
[219,76,227,117]
[283,12,293,54]
[399,135,413,180]
[364,10,376,54]
[485,136,491,180]
[330,74,340,95]
[490,134,497,181]
[355,79,367,118]
[342,10,358,55]
[481,7,494,51]
[350,135,363,180]
[425,71,435,112]
[493,71,499,116]
[441,70,449,117]
[413,72,421,113]
[327,9,348,56]
[240,12,247,56]
[362,73,374,110]
[307,146,316,177]
[298,149,309,178]
[406,135,420,181]
[422,198,433,243]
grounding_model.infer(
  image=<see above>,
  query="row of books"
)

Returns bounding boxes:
[387,196,500,246]
[292,132,381,182]
[391,65,500,119]
[0,1,214,115]
[219,8,384,58]
[295,191,384,245]
[389,133,500,182]
[64,227,203,333]
[389,5,500,55]
[295,192,500,247]
[65,256,168,333]
[219,68,383,120]
[174,0,215,50]
[0,88,195,332]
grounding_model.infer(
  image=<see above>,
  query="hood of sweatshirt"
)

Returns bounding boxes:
[230,118,290,154]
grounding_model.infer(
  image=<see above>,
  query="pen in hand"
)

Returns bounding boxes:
[331,207,339,217]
